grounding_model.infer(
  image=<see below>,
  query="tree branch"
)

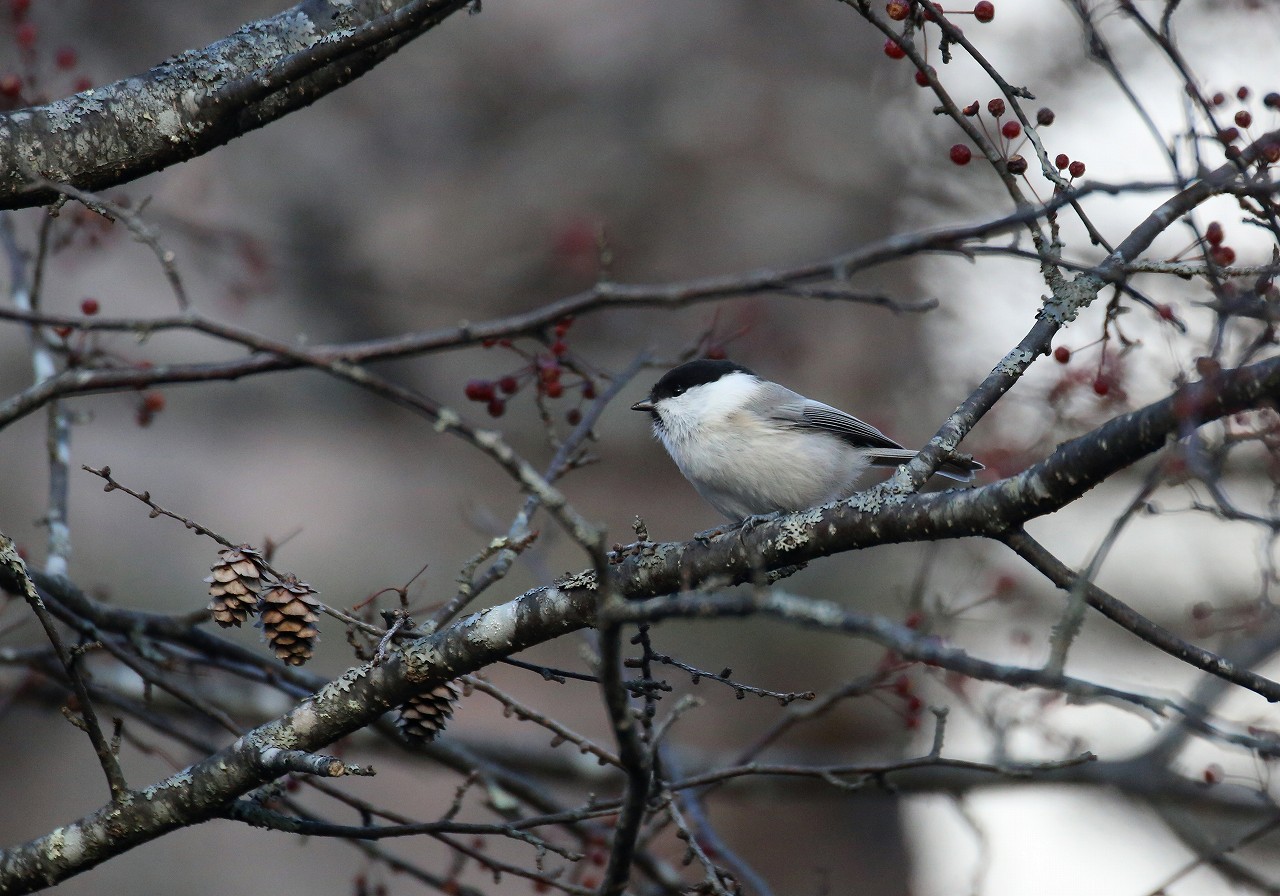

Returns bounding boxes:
[0,0,472,209]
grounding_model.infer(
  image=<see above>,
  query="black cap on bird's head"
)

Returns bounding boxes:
[630,359,755,413]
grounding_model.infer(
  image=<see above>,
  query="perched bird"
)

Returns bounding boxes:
[631,359,982,520]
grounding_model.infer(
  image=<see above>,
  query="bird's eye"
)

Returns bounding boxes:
[672,386,685,396]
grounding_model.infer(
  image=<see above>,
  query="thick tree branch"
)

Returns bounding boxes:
[0,0,472,209]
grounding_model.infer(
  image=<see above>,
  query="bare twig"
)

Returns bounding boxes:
[0,538,128,801]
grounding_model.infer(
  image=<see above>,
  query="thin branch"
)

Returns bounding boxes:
[0,538,127,801]
[1004,529,1280,703]
[594,608,653,896]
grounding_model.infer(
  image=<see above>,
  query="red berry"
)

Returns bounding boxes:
[142,391,165,413]
[1209,245,1236,266]
[464,379,495,402]
[705,345,728,360]
[545,380,564,399]
[1262,143,1280,164]
[486,398,505,417]
[9,0,29,17]
[883,38,907,59]
[962,101,980,116]
[1001,120,1021,139]
[1036,107,1055,126]
[481,337,498,348]
[581,381,597,399]
[0,73,20,97]
[1234,110,1252,129]
[550,339,568,357]
[1237,86,1250,101]
[54,46,76,70]
[1265,93,1280,110]
[566,408,582,426]
[539,362,561,383]
[1053,346,1070,363]
[1092,376,1110,396]
[1211,92,1226,107]
[993,573,1019,596]
[1005,154,1028,175]
[987,98,1005,117]
[80,297,100,315]
[52,325,72,340]
[1203,764,1222,785]
[1205,221,1224,246]
[914,68,932,87]
[554,316,573,336]
[1217,127,1239,144]
[949,143,972,165]
[1190,601,1213,620]
[15,21,35,50]
[72,76,93,93]
[973,1,994,22]
[886,0,910,20]
[498,375,519,394]
[1054,153,1069,170]
[1068,160,1085,178]
[1156,304,1175,321]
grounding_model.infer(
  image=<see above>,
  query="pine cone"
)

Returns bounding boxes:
[258,576,321,666]
[206,545,267,627]
[397,681,460,743]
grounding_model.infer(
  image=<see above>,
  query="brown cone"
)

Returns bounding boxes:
[397,681,460,743]
[258,575,321,666]
[206,545,266,627]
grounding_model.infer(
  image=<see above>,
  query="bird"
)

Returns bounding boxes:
[631,359,982,521]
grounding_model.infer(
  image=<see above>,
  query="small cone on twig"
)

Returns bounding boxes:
[258,575,321,666]
[397,681,460,743]
[206,545,267,627]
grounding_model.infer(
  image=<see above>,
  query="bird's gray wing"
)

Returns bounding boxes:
[750,385,906,451]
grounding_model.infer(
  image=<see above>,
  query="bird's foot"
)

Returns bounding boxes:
[739,512,780,532]
[693,512,780,545]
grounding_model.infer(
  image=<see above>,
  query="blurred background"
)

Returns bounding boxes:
[2,1,1280,893]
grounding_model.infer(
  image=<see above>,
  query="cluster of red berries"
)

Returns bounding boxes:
[1050,342,1127,400]
[47,296,168,427]
[1,0,93,109]
[1189,591,1276,643]
[1053,154,1087,179]
[48,295,100,341]
[1205,86,1280,162]
[135,390,165,427]
[882,1,996,62]
[885,1,994,25]
[869,611,930,730]
[889,672,926,731]
[949,99,1059,177]
[1204,220,1236,267]
[463,317,598,423]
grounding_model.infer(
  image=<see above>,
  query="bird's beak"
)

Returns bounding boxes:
[631,399,655,412]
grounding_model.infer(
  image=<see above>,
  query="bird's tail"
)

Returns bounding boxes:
[866,449,984,482]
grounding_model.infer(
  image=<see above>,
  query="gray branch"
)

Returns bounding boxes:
[0,0,471,210]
